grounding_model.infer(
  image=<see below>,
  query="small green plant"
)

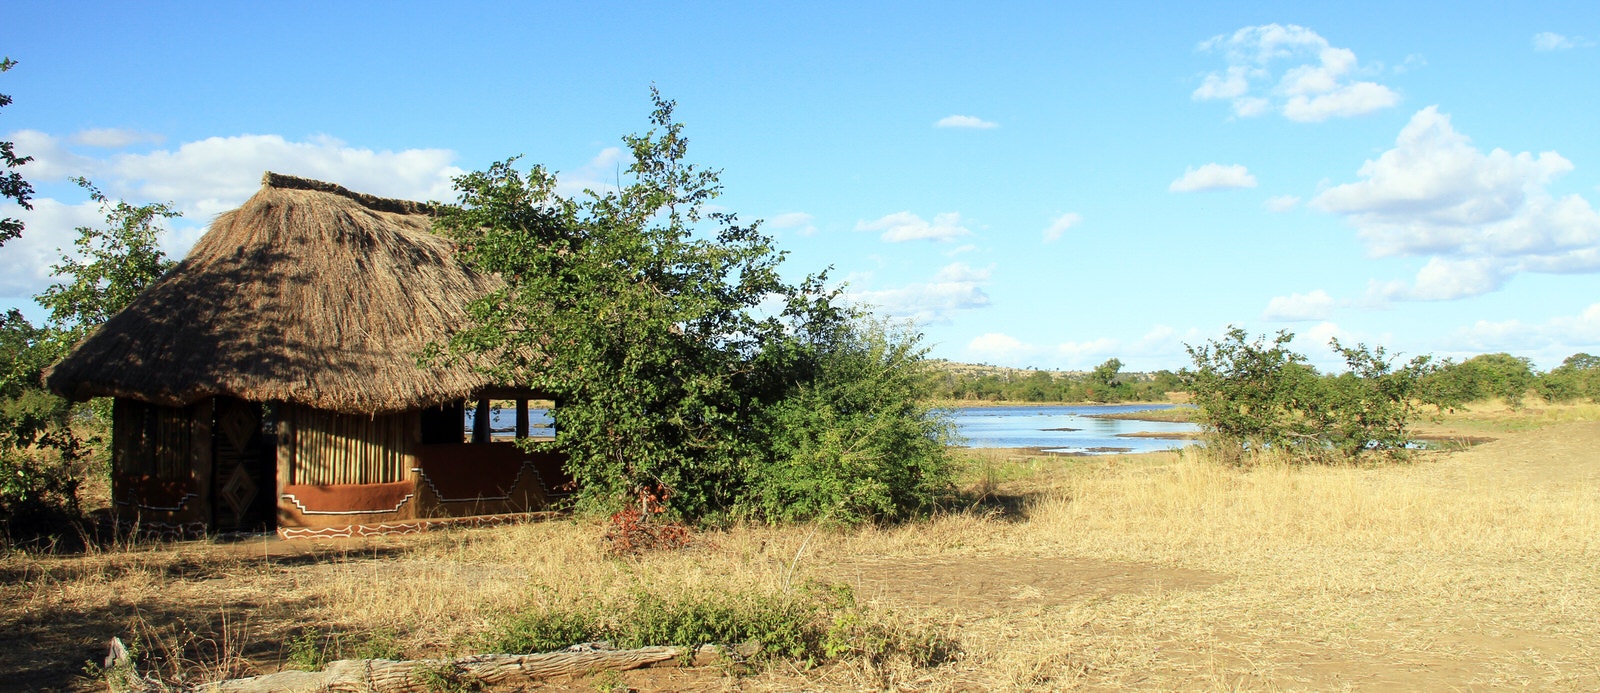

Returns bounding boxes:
[284,627,326,670]
[477,582,957,669]
[285,626,403,669]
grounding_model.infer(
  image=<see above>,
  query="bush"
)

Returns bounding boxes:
[434,92,954,525]
[1538,353,1600,403]
[479,583,956,668]
[1420,353,1536,409]
[1182,327,1433,463]
[748,318,955,525]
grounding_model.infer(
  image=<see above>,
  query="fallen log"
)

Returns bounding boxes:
[105,638,733,693]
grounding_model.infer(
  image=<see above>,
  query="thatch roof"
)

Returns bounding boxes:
[46,172,506,415]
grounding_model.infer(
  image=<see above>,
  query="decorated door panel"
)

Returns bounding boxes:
[211,398,277,531]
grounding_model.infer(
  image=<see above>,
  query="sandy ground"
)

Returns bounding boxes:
[3,411,1597,691]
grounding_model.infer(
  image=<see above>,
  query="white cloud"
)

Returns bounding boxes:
[1194,24,1399,121]
[554,146,628,198]
[1169,163,1257,192]
[1282,81,1400,123]
[849,262,991,323]
[944,243,978,257]
[1449,303,1600,368]
[69,128,165,148]
[1264,195,1300,212]
[1532,32,1577,51]
[1298,321,1353,351]
[855,211,972,243]
[1313,106,1600,300]
[966,332,1034,362]
[0,130,467,302]
[0,198,102,298]
[1042,212,1082,242]
[766,211,817,236]
[935,115,998,129]
[1055,338,1119,364]
[1263,289,1336,321]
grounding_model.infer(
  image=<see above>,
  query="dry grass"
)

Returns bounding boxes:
[6,404,1600,691]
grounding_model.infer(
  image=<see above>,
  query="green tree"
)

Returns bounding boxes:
[1538,353,1600,403]
[1181,327,1319,457]
[1183,328,1435,463]
[1,57,33,247]
[434,90,951,522]
[0,180,177,537]
[37,179,180,347]
[1086,357,1128,402]
[1316,340,1434,456]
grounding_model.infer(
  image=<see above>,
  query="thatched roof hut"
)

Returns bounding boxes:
[45,173,567,539]
[46,172,498,415]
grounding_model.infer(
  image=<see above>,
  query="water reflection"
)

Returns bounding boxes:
[951,404,1199,455]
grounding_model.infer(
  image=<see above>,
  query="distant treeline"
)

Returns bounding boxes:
[929,350,1600,407]
[931,358,1181,403]
[1421,352,1600,408]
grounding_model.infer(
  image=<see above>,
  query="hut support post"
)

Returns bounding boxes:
[516,399,529,439]
[190,399,215,530]
[473,398,491,444]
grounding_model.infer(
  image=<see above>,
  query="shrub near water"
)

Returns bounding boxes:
[1183,327,1435,463]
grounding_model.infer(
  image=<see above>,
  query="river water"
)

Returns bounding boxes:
[469,403,1200,455]
[950,404,1200,454]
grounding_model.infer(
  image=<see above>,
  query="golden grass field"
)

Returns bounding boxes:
[3,402,1598,691]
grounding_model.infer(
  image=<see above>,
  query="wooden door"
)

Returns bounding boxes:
[211,398,277,531]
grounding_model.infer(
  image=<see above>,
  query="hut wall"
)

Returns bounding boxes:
[411,442,571,519]
[110,398,212,535]
[276,404,421,529]
[281,405,416,485]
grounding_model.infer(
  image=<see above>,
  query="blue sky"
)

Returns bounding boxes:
[3,2,1598,371]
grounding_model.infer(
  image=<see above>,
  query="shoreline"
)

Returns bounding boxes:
[933,399,1181,409]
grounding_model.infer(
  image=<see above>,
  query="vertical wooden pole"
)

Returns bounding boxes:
[191,398,215,531]
[516,399,529,439]
[473,398,491,444]
[276,404,294,528]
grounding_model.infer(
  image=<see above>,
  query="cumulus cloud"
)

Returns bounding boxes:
[0,198,102,299]
[0,130,466,301]
[966,332,1033,362]
[766,211,817,236]
[849,262,992,323]
[1264,194,1300,212]
[855,211,972,243]
[935,115,998,129]
[1298,321,1353,350]
[1314,106,1600,301]
[1262,289,1336,321]
[963,324,1204,370]
[1042,212,1082,242]
[1532,32,1584,51]
[1169,163,1257,192]
[1194,24,1399,122]
[1448,303,1600,367]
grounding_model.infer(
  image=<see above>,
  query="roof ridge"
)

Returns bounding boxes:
[261,171,436,216]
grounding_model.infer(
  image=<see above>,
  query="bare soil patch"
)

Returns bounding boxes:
[831,556,1224,613]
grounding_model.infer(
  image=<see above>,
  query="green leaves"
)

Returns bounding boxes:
[435,91,952,523]
[0,177,177,535]
[1182,328,1434,463]
[36,178,178,346]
